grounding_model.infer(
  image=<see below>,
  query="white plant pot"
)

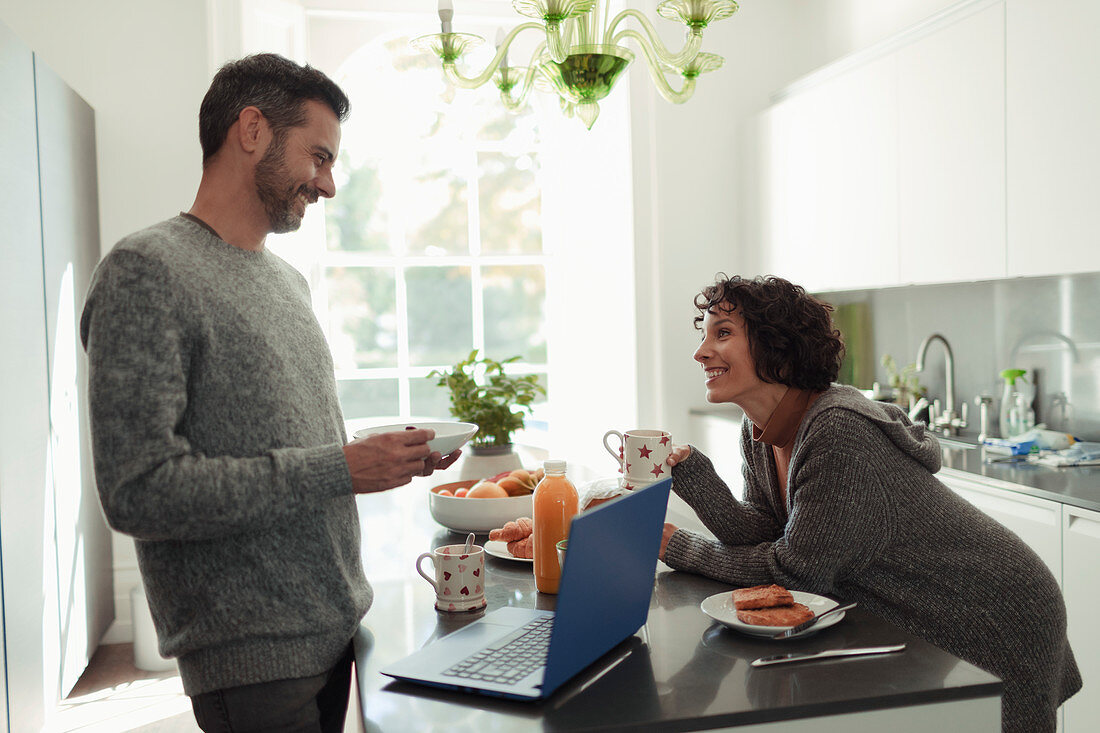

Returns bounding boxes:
[457,444,523,481]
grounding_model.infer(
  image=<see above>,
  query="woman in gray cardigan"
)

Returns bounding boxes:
[661,274,1080,733]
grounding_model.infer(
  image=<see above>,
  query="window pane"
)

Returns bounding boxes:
[410,374,455,420]
[515,373,550,443]
[479,152,541,254]
[407,266,472,366]
[338,379,399,421]
[406,159,469,256]
[325,154,389,252]
[484,264,547,363]
[326,266,398,369]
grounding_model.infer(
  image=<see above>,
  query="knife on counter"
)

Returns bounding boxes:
[751,644,906,668]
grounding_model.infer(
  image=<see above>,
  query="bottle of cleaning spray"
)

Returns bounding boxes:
[998,368,1035,438]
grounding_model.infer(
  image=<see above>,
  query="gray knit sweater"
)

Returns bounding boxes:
[666,385,1080,733]
[80,215,371,696]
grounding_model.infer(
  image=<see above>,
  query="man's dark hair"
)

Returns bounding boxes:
[199,53,350,165]
[693,274,845,392]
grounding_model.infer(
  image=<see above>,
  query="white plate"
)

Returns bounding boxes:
[700,590,844,639]
[353,420,477,455]
[484,540,532,563]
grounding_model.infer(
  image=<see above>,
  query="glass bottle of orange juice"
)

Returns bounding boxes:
[532,459,578,594]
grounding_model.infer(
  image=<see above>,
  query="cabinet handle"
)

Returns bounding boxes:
[1066,512,1100,540]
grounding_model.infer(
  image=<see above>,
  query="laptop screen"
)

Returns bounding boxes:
[541,477,671,692]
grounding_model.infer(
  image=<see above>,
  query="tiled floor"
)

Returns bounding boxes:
[57,643,200,733]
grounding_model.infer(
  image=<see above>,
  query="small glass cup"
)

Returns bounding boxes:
[556,539,568,570]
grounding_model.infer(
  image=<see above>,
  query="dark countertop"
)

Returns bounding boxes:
[938,442,1100,513]
[352,484,1001,732]
[689,403,1100,513]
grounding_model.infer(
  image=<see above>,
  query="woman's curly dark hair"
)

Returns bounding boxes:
[693,274,845,392]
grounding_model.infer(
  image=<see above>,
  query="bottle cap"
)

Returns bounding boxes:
[999,368,1027,385]
[543,459,567,473]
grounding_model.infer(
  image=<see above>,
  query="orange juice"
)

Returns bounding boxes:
[532,459,578,594]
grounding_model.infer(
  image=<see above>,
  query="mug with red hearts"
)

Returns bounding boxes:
[416,544,487,613]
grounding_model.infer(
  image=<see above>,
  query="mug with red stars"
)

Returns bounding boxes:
[602,429,673,489]
[416,544,487,613]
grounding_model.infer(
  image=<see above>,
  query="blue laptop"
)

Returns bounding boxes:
[380,476,672,701]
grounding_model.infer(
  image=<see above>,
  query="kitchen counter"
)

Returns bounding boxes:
[939,443,1100,513]
[350,481,1000,732]
[689,404,1100,512]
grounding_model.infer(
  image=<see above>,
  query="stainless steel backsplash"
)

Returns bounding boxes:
[822,272,1100,442]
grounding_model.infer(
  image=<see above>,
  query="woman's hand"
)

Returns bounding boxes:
[666,444,691,468]
[659,522,678,561]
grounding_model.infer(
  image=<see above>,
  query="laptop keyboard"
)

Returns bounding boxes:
[442,615,554,686]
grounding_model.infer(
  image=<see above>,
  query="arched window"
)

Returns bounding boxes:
[319,26,548,432]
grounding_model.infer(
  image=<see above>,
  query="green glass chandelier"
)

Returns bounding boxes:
[412,0,737,129]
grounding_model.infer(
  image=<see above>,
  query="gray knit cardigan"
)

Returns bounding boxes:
[80,216,370,696]
[665,385,1081,733]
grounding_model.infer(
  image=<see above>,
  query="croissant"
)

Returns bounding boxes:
[506,535,534,559]
[489,517,533,542]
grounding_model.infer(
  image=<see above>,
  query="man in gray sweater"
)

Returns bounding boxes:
[80,54,456,732]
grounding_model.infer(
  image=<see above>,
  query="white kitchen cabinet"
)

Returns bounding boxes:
[1006,0,1100,276]
[36,51,114,696]
[939,470,1062,582]
[764,53,898,292]
[1062,505,1100,732]
[897,1,1006,285]
[765,1,1006,292]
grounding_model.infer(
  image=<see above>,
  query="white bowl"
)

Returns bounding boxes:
[353,421,478,455]
[428,481,533,533]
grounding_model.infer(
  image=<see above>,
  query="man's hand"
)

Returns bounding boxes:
[342,428,459,494]
[422,448,462,476]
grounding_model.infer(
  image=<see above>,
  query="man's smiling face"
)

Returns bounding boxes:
[254,99,340,234]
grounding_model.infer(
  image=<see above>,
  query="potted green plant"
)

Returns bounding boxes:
[429,350,546,476]
[881,354,927,409]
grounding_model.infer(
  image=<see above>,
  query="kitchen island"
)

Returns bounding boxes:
[350,474,1001,732]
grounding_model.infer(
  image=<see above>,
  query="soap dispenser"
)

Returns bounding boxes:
[998,368,1035,438]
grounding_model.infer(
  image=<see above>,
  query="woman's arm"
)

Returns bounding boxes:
[670,445,784,546]
[664,416,896,594]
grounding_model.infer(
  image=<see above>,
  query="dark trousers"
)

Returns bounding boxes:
[190,645,354,733]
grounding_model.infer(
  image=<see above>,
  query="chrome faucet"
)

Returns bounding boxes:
[915,333,966,435]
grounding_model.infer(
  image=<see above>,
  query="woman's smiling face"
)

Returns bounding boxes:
[693,306,767,406]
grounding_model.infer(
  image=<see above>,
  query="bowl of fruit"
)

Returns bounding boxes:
[428,468,543,533]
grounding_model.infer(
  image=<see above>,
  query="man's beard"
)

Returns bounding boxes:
[254,134,318,234]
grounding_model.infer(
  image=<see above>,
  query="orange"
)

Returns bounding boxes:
[466,481,508,499]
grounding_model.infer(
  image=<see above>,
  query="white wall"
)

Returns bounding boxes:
[0,0,210,257]
[630,0,959,445]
